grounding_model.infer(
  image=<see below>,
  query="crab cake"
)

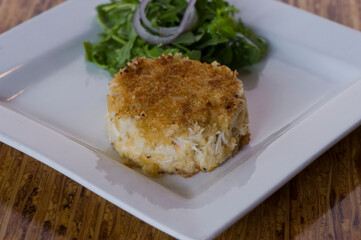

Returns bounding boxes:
[105,54,250,177]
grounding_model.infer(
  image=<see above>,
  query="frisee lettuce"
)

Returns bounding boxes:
[83,0,268,76]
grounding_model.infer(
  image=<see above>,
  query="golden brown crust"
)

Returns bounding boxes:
[107,55,245,140]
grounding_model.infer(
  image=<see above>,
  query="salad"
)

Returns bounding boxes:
[84,0,268,76]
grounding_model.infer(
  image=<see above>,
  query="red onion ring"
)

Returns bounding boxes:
[138,0,196,36]
[132,0,196,45]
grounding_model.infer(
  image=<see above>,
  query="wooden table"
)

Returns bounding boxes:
[1,0,360,239]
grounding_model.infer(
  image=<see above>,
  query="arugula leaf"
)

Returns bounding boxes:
[84,0,268,76]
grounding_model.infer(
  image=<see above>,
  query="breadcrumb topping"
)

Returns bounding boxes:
[107,55,245,141]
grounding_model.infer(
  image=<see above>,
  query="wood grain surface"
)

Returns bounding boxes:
[0,0,361,239]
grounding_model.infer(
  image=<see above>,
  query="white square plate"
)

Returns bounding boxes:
[1,0,361,239]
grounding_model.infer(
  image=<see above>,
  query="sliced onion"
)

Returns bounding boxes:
[132,8,180,45]
[138,0,196,36]
[132,0,196,45]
